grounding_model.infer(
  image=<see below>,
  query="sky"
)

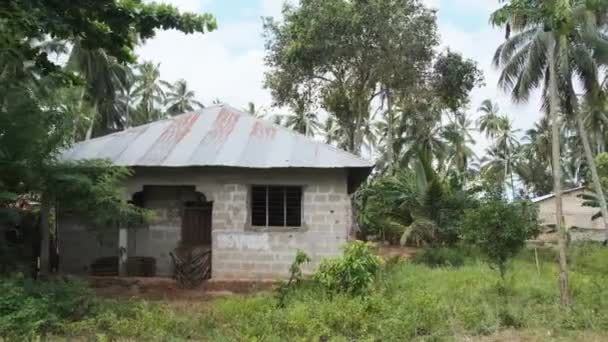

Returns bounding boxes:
[136,0,543,154]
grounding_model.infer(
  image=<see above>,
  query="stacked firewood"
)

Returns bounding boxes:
[170,246,211,288]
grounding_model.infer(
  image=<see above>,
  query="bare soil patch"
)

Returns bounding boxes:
[89,276,277,301]
[373,244,421,260]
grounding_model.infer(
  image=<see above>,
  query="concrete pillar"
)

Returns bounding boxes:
[118,227,128,276]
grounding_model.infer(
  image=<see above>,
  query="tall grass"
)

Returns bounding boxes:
[3,243,608,341]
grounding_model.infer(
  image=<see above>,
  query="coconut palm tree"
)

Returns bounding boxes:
[493,1,608,253]
[323,116,344,146]
[133,61,165,124]
[491,0,576,304]
[67,39,128,139]
[443,113,477,186]
[162,79,204,116]
[243,101,266,118]
[282,110,321,137]
[116,67,137,128]
[582,96,608,154]
[477,99,503,139]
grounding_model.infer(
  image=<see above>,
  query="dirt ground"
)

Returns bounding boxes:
[374,244,421,260]
[89,276,277,301]
[465,329,608,342]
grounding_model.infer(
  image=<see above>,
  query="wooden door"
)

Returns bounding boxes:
[181,202,212,246]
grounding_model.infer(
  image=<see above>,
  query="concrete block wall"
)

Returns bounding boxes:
[212,180,352,279]
[58,214,118,274]
[58,167,353,279]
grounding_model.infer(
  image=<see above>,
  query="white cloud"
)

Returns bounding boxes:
[158,0,208,12]
[136,25,271,110]
[137,1,276,111]
[260,0,288,18]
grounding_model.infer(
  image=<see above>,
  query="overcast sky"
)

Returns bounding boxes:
[136,0,543,154]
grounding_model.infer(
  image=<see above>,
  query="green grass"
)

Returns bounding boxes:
[3,243,608,341]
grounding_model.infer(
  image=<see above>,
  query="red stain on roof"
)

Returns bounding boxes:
[158,112,198,143]
[250,121,277,140]
[202,108,240,146]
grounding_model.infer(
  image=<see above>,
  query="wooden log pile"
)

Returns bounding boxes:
[170,245,211,288]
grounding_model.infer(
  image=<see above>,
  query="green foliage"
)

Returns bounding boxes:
[460,198,540,278]
[277,250,311,307]
[594,152,608,189]
[432,50,484,113]
[48,160,154,228]
[12,245,605,340]
[357,169,478,246]
[1,0,212,233]
[314,241,382,296]
[0,274,95,339]
[412,247,466,268]
[3,0,216,70]
[264,0,438,153]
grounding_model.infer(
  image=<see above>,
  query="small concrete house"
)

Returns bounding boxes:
[533,187,606,241]
[58,105,373,279]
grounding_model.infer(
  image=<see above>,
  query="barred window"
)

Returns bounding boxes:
[251,186,302,227]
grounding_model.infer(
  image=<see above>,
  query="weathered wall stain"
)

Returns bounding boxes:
[216,233,271,251]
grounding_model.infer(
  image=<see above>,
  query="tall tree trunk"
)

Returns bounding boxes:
[385,85,394,173]
[510,160,516,200]
[576,115,608,241]
[39,193,51,277]
[125,94,130,129]
[548,37,570,305]
[85,103,98,140]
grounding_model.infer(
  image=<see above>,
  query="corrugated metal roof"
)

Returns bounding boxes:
[531,186,585,203]
[61,105,375,170]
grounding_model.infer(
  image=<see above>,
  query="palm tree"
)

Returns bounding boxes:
[67,39,128,139]
[582,96,608,154]
[162,79,204,116]
[493,1,608,251]
[477,100,503,139]
[243,101,266,118]
[491,0,576,304]
[496,116,521,199]
[116,67,137,128]
[282,110,321,137]
[443,113,477,186]
[133,61,165,124]
[516,117,554,196]
[323,116,344,146]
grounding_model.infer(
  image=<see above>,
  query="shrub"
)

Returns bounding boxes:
[460,198,539,278]
[411,247,465,268]
[277,250,311,307]
[0,274,95,339]
[314,241,381,296]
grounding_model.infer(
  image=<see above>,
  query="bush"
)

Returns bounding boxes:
[0,274,95,339]
[460,198,539,278]
[277,250,311,307]
[411,247,465,268]
[314,241,382,296]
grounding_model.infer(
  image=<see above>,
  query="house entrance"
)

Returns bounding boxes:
[171,198,213,286]
[181,201,212,246]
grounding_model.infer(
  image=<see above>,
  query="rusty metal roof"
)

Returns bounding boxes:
[61,105,374,170]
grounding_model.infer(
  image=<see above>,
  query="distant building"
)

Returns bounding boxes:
[532,187,606,242]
